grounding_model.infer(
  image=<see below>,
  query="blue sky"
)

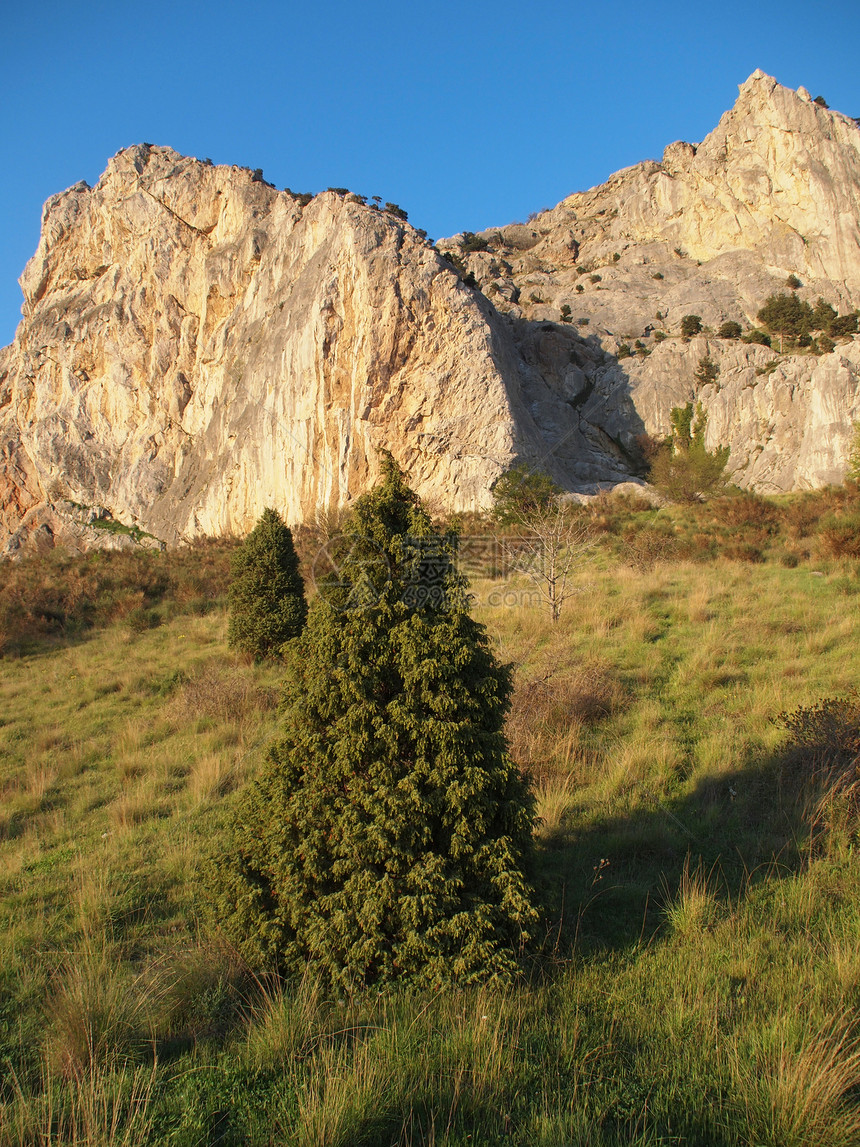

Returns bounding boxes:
[2,0,859,347]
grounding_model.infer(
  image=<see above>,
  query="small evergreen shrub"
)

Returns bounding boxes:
[778,696,860,765]
[723,541,765,563]
[694,356,719,387]
[461,231,489,253]
[126,607,161,634]
[492,463,561,527]
[649,403,729,503]
[786,274,802,290]
[227,508,307,660]
[830,313,858,337]
[743,328,772,347]
[776,693,860,836]
[680,315,702,338]
[440,250,476,288]
[812,298,838,332]
[718,320,742,339]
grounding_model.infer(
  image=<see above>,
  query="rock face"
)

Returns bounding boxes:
[453,71,860,326]
[594,338,860,492]
[2,71,860,553]
[443,70,860,493]
[0,148,583,550]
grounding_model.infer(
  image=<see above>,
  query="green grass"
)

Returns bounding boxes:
[1,508,860,1144]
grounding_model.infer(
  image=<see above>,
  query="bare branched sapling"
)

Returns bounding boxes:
[502,498,594,623]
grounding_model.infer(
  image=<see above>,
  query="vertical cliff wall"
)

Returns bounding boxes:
[0,147,567,550]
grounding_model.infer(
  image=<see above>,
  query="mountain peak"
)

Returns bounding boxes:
[738,67,774,91]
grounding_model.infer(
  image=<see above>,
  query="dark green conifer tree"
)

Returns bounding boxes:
[757,293,814,348]
[227,508,307,660]
[215,458,537,989]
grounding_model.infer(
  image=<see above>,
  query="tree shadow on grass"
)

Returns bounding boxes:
[534,747,815,956]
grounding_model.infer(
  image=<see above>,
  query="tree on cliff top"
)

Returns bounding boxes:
[227,508,307,660]
[214,457,538,989]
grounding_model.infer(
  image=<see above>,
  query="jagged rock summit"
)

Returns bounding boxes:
[1,71,859,553]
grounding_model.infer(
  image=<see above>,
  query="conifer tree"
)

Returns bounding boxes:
[227,508,307,659]
[215,457,537,989]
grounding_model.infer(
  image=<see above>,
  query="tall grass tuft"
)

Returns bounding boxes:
[43,944,159,1079]
[3,1062,157,1147]
[661,859,723,938]
[736,1020,860,1147]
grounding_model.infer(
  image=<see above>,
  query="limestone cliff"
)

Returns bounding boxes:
[2,71,860,553]
[1,146,603,551]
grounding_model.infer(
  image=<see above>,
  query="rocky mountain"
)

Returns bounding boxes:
[1,70,859,553]
[442,70,860,492]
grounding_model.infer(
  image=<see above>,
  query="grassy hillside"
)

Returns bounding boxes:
[1,492,860,1145]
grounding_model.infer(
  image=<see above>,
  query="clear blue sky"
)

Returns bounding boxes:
[2,0,859,347]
